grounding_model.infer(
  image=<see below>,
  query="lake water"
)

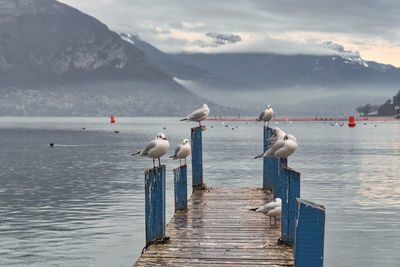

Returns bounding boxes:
[0,117,399,266]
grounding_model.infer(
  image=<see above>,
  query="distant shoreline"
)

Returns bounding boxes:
[207,116,399,122]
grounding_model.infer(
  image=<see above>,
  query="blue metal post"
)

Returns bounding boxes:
[295,199,326,267]
[144,165,166,244]
[191,126,203,189]
[263,126,274,190]
[273,158,283,199]
[281,168,300,245]
[173,165,187,212]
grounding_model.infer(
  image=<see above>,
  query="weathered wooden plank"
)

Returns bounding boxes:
[135,187,294,266]
[191,126,203,188]
[173,165,187,212]
[144,165,166,244]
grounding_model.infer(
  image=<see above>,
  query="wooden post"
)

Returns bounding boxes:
[191,126,203,189]
[144,165,166,244]
[263,126,274,190]
[281,168,300,245]
[294,199,326,267]
[173,165,187,212]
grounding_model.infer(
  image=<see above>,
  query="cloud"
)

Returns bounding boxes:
[58,0,400,66]
[206,32,242,46]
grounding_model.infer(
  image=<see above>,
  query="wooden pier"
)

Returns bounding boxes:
[135,187,294,266]
[134,126,326,267]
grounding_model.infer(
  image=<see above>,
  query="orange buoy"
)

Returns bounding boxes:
[110,115,116,124]
[348,116,356,127]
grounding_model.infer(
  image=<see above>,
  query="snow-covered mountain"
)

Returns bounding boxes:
[122,34,400,90]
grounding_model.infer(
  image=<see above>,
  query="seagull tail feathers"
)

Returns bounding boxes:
[254,154,263,159]
[180,118,188,121]
[132,151,140,156]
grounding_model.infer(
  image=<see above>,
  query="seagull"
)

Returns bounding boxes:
[255,134,297,167]
[256,105,274,127]
[267,206,282,224]
[255,198,282,214]
[132,133,170,168]
[169,139,191,167]
[180,104,210,127]
[268,131,296,147]
[267,127,286,146]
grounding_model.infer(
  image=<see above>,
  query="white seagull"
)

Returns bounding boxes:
[180,104,210,127]
[255,134,297,166]
[268,130,296,147]
[256,105,274,127]
[132,133,170,168]
[267,206,282,224]
[169,139,191,167]
[256,198,282,214]
[267,127,286,146]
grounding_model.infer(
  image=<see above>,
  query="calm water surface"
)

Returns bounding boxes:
[0,117,399,266]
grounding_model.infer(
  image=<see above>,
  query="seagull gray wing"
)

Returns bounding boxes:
[258,110,266,120]
[140,140,157,156]
[267,135,280,144]
[173,145,182,159]
[188,109,207,121]
[266,140,286,156]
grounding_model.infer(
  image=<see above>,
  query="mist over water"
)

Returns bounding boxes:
[0,117,399,266]
[177,78,393,116]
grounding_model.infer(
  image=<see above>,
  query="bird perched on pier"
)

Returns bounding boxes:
[180,104,210,127]
[169,139,191,167]
[267,206,281,224]
[132,133,170,168]
[255,198,282,214]
[267,128,296,147]
[255,134,297,166]
[256,105,274,127]
[267,127,286,146]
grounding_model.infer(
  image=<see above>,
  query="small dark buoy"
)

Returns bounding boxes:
[82,127,86,130]
[49,143,54,147]
[231,128,234,130]
[163,127,166,130]
[115,130,120,133]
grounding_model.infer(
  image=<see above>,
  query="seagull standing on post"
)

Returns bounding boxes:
[256,105,274,127]
[255,134,297,167]
[132,133,170,168]
[169,139,191,167]
[180,104,210,127]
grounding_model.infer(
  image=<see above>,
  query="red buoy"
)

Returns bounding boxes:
[348,116,356,127]
[110,115,116,124]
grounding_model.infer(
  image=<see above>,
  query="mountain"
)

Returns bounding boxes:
[123,34,400,90]
[0,0,236,116]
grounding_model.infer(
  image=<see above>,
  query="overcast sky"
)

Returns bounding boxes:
[59,0,400,66]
